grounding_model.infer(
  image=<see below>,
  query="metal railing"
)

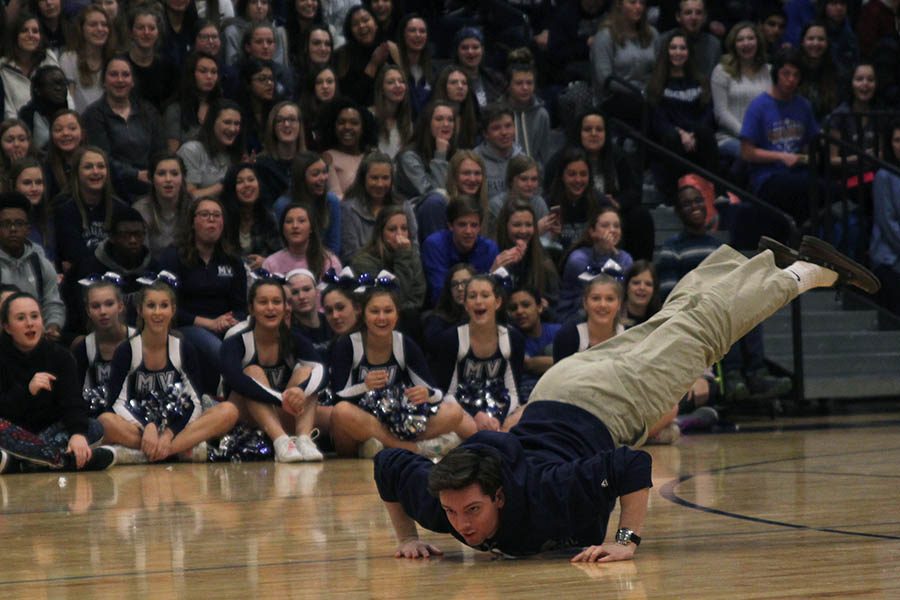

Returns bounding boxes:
[809,112,900,252]
[602,75,651,175]
[608,117,808,402]
[809,116,900,324]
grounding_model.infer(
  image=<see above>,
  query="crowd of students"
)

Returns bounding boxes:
[0,0,898,472]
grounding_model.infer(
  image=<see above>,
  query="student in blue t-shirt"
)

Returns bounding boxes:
[737,48,822,247]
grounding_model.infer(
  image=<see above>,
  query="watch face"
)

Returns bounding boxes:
[616,528,633,544]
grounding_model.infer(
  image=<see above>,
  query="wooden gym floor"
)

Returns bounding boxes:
[1,405,899,599]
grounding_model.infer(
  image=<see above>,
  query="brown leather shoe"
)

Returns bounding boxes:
[798,236,880,295]
[758,237,800,268]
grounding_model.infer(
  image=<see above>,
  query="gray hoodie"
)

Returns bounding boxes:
[340,196,420,264]
[510,96,551,167]
[475,141,525,200]
[395,149,450,200]
[0,242,66,328]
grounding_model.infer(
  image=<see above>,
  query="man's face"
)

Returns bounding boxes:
[111,221,146,257]
[775,63,801,97]
[37,68,69,106]
[449,214,481,253]
[484,115,515,153]
[676,187,706,229]
[761,15,786,45]
[439,483,504,546]
[507,291,541,333]
[676,0,705,35]
[0,208,29,255]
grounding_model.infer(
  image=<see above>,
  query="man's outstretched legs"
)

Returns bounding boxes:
[529,238,876,447]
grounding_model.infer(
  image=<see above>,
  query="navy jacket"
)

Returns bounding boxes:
[375,401,652,557]
[159,247,248,327]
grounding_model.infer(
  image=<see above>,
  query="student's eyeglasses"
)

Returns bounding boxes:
[0,220,28,230]
[195,210,223,220]
[450,278,471,289]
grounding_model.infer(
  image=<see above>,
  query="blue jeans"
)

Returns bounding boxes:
[179,326,224,396]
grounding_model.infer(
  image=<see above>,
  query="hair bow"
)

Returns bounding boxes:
[136,270,180,288]
[249,268,287,284]
[318,266,358,291]
[355,270,398,293]
[578,258,624,283]
[490,267,514,293]
[78,271,124,288]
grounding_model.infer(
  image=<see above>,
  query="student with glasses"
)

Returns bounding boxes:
[159,197,248,396]
[0,191,65,341]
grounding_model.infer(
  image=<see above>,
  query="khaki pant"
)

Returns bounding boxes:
[529,246,798,447]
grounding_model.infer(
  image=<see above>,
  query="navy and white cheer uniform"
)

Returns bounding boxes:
[433,324,525,421]
[553,321,625,363]
[106,335,202,433]
[330,331,441,405]
[220,320,327,405]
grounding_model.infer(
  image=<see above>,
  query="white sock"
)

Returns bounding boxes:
[784,261,838,293]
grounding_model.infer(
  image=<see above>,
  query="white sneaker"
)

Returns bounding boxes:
[647,422,681,445]
[294,435,323,462]
[180,442,208,463]
[274,436,303,463]
[416,433,462,460]
[111,445,148,465]
[358,437,384,458]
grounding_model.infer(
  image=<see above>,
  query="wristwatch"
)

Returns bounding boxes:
[615,528,641,546]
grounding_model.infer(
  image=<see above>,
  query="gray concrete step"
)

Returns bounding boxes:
[765,309,880,333]
[800,375,900,399]
[768,352,898,376]
[765,330,900,355]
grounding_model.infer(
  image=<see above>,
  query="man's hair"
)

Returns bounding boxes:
[427,447,503,498]
[760,6,787,22]
[770,48,804,86]
[678,0,705,14]
[0,192,31,217]
[110,206,147,234]
[480,102,514,133]
[446,195,483,224]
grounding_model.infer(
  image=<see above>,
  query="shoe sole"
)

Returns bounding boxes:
[799,236,880,295]
[2,448,60,468]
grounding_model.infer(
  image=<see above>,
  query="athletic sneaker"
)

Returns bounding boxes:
[294,435,324,461]
[647,422,681,445]
[110,445,148,465]
[0,450,15,474]
[747,369,792,400]
[60,446,117,471]
[416,433,462,460]
[274,436,303,463]
[358,437,384,458]
[84,446,117,471]
[677,406,719,433]
[0,425,62,468]
[180,442,209,463]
